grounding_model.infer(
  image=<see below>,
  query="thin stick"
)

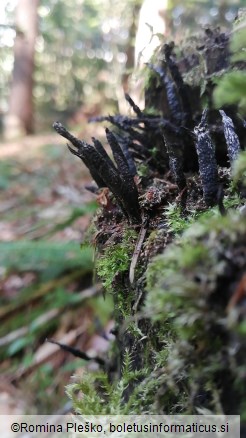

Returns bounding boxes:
[47,338,105,366]
[129,225,148,284]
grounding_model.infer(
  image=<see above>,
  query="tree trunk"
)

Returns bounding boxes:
[129,0,168,108]
[134,0,167,67]
[4,0,39,139]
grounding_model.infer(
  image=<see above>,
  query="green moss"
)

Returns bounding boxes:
[164,184,243,238]
[213,12,246,114]
[143,106,160,116]
[127,322,145,338]
[137,163,149,178]
[150,146,159,158]
[232,151,246,187]
[68,350,153,415]
[164,203,191,234]
[115,289,134,318]
[214,71,246,114]
[96,228,137,293]
[145,211,246,414]
[147,230,159,244]
[68,174,246,418]
[70,110,246,420]
[143,64,158,90]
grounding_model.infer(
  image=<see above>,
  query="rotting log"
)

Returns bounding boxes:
[54,18,246,431]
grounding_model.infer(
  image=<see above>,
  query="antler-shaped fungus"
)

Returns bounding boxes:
[53,122,141,224]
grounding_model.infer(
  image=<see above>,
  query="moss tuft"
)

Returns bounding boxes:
[68,350,154,415]
[145,211,246,414]
[164,203,190,234]
[232,151,246,187]
[96,228,137,293]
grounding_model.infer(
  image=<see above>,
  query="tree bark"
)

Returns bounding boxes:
[4,0,39,139]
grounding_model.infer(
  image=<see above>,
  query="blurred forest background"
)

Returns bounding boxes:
[0,0,244,415]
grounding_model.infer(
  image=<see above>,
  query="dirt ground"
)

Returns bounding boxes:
[0,130,112,414]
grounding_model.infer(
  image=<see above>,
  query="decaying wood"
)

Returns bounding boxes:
[54,22,246,427]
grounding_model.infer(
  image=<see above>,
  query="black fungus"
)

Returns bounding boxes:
[194,110,218,206]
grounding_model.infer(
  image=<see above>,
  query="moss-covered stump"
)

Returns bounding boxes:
[53,14,246,430]
[146,211,246,417]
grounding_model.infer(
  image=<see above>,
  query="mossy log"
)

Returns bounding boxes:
[54,16,246,434]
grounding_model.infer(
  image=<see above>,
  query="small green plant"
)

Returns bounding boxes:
[164,188,242,238]
[232,151,246,187]
[137,163,149,178]
[213,12,246,114]
[214,71,246,114]
[164,203,190,234]
[96,229,137,292]
[67,350,151,415]
[144,210,246,414]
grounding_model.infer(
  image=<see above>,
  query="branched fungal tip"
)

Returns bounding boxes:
[53,121,64,133]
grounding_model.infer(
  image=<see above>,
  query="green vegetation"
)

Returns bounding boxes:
[214,11,246,114]
[143,154,246,414]
[137,163,149,178]
[232,150,246,187]
[1,0,246,418]
[0,139,100,413]
[145,210,246,414]
[96,228,137,293]
[2,1,244,133]
[214,71,246,114]
[56,3,246,420]
[0,240,93,281]
[68,350,155,415]
[164,187,243,236]
[0,239,94,357]
[164,203,190,234]
[96,228,138,319]
[71,151,246,416]
[1,0,142,129]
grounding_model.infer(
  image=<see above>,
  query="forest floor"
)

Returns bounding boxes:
[0,128,112,415]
